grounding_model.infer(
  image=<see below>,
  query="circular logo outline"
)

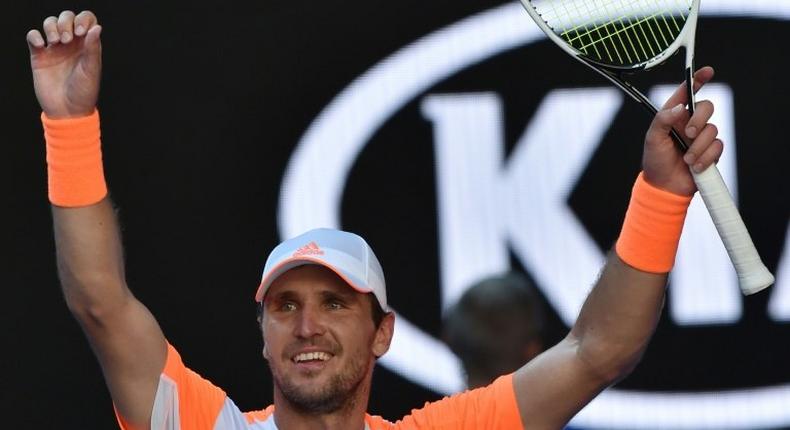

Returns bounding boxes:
[278,2,790,427]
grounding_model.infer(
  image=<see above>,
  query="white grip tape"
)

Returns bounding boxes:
[692,165,775,294]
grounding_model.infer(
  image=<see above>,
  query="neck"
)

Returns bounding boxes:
[272,376,371,430]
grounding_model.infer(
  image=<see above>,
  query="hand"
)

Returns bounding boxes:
[642,66,723,196]
[27,11,102,119]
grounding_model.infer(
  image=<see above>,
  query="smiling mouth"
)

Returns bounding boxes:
[292,351,333,363]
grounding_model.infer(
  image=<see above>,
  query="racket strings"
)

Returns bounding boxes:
[529,0,692,66]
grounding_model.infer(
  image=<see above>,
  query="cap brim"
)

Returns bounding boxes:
[255,255,373,302]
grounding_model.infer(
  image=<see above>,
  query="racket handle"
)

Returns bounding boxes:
[692,165,775,294]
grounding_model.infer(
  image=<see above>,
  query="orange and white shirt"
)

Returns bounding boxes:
[116,344,524,430]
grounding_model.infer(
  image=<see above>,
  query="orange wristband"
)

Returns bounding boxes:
[42,110,108,207]
[615,172,693,273]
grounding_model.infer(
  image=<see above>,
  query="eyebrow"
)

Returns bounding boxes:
[267,288,357,303]
[319,289,357,303]
[266,290,298,304]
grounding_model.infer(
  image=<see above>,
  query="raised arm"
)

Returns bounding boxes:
[28,11,166,428]
[512,67,721,429]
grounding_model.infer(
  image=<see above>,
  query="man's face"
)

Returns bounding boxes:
[261,265,393,413]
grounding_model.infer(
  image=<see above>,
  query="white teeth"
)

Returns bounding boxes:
[294,352,331,363]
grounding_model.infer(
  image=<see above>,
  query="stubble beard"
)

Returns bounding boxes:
[273,352,370,415]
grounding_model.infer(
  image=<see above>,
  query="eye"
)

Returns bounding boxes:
[280,302,297,312]
[326,301,344,310]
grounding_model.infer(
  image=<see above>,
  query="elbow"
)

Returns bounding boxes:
[59,270,129,325]
[604,354,642,384]
[66,297,126,328]
[574,335,646,386]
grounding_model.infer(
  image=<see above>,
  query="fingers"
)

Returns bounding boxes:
[691,139,724,173]
[84,25,103,48]
[680,98,716,165]
[35,11,98,47]
[684,100,714,139]
[56,10,76,43]
[683,123,721,172]
[74,11,98,37]
[43,16,59,44]
[26,29,45,52]
[82,25,103,75]
[77,11,102,62]
[645,103,686,144]
[660,66,715,110]
[648,92,722,174]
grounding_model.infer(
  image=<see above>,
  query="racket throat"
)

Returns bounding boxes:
[684,47,696,116]
[683,45,696,150]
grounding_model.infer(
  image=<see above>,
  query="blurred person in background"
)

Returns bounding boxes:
[443,272,545,389]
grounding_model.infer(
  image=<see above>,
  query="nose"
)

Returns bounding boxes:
[294,305,327,338]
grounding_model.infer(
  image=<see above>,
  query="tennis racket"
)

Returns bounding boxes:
[519,0,774,294]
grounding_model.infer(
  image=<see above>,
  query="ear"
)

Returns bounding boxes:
[260,315,270,360]
[262,343,271,360]
[372,312,395,358]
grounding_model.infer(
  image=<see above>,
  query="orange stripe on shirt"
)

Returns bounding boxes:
[115,343,227,430]
[365,374,521,430]
[244,405,275,424]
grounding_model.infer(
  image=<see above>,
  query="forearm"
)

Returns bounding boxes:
[49,138,168,427]
[53,197,131,318]
[41,107,130,317]
[49,145,167,428]
[571,173,691,382]
[570,254,666,382]
[511,258,667,428]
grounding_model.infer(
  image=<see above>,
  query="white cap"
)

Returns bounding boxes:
[255,228,388,311]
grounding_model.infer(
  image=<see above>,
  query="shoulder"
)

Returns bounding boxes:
[366,413,396,429]
[378,374,522,430]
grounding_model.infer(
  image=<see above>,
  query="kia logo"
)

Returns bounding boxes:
[278,1,790,428]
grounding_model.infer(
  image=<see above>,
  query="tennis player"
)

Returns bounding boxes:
[28,10,723,430]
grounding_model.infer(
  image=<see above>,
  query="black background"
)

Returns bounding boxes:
[3,0,789,428]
